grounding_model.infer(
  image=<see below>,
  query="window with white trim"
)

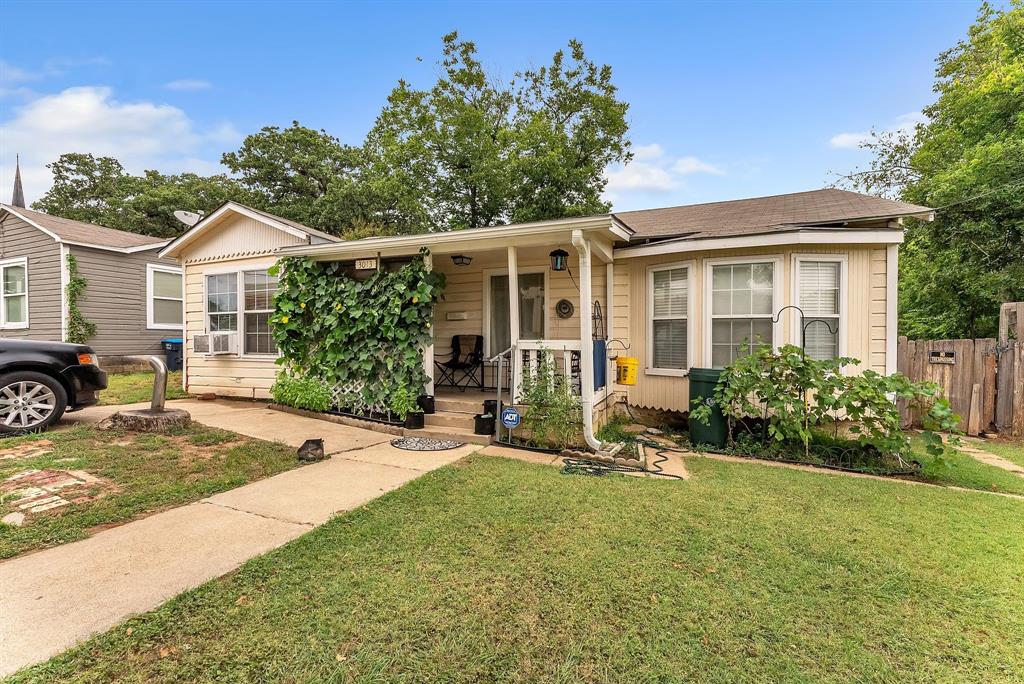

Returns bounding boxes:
[243,270,278,355]
[147,265,183,329]
[0,258,28,328]
[206,273,238,333]
[710,262,774,367]
[796,259,841,360]
[648,264,689,372]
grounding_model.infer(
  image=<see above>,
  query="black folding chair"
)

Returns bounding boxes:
[434,335,485,391]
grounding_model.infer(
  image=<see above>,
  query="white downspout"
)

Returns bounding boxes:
[572,229,602,451]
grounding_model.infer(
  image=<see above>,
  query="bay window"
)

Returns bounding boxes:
[708,259,778,367]
[647,262,692,374]
[0,257,28,329]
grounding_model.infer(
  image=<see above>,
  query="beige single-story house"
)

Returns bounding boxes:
[159,189,932,446]
[0,203,182,359]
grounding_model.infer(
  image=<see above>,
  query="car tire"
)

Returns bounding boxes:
[0,371,68,435]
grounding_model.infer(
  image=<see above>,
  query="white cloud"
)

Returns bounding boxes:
[0,86,239,203]
[604,144,725,201]
[0,59,38,85]
[672,156,725,176]
[830,112,926,149]
[165,79,213,91]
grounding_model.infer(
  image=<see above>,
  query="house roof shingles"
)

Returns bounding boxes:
[613,188,932,241]
[1,204,169,249]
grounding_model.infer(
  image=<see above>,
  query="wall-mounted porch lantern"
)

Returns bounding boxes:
[549,248,569,271]
[451,254,473,267]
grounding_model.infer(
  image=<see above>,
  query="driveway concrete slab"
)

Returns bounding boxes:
[0,502,307,676]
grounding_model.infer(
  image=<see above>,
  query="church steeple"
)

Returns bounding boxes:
[11,155,26,208]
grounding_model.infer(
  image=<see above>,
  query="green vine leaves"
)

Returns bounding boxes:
[269,248,445,413]
[65,254,96,344]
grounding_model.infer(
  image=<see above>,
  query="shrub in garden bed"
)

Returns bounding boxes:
[691,344,960,473]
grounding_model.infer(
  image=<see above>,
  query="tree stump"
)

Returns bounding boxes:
[109,408,191,432]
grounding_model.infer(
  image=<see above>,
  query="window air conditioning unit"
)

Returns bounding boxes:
[193,333,237,355]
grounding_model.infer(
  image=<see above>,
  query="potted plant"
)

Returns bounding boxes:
[417,394,436,414]
[391,386,424,430]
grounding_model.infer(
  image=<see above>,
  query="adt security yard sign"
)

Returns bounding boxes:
[500,407,521,429]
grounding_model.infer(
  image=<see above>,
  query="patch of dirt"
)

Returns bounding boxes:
[0,439,54,461]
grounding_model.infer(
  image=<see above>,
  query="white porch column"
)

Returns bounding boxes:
[424,251,435,395]
[571,230,601,451]
[508,246,521,399]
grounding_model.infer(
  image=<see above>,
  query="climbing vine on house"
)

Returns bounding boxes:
[269,248,445,416]
[64,254,96,344]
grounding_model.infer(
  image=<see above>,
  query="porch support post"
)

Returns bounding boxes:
[424,251,434,395]
[507,246,521,399]
[571,229,602,451]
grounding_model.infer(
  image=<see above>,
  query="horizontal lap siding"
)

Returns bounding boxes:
[70,245,181,356]
[622,244,891,413]
[0,215,62,342]
[182,215,307,399]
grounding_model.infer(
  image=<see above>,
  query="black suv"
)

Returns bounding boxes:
[0,339,108,433]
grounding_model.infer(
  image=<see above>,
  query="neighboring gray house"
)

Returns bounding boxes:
[0,203,183,359]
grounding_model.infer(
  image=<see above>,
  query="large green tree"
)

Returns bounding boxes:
[33,154,248,238]
[838,2,1023,338]
[364,32,631,231]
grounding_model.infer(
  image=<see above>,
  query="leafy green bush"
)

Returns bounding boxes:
[271,373,332,412]
[690,344,960,466]
[520,352,583,450]
[388,385,419,419]
[270,248,445,415]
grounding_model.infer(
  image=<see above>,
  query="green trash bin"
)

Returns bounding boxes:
[688,368,727,449]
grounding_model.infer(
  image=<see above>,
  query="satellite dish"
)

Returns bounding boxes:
[173,210,203,227]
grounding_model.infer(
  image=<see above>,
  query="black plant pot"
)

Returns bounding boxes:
[404,412,425,430]
[474,413,495,435]
[417,395,435,414]
[483,399,498,416]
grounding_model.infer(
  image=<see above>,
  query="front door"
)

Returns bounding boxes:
[488,272,545,354]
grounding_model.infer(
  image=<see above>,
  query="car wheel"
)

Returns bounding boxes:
[0,371,68,434]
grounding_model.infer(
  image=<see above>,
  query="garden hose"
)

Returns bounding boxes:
[560,437,686,481]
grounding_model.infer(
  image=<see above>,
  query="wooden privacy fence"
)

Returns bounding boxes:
[897,337,1024,437]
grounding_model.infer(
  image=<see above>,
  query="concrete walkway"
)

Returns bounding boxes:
[1,399,478,677]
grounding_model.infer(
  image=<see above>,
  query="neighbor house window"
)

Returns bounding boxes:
[709,260,776,367]
[205,273,238,333]
[0,257,28,329]
[243,270,278,355]
[647,262,691,374]
[147,264,183,329]
[796,258,843,360]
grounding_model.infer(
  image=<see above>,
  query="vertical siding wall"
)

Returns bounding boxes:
[613,244,890,413]
[0,214,63,342]
[70,245,181,356]
[180,214,308,399]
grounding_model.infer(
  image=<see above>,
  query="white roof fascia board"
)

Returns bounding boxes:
[613,229,905,259]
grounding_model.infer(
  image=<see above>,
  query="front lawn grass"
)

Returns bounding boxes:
[910,435,1024,496]
[98,371,188,406]
[974,439,1024,469]
[0,425,299,559]
[14,455,1023,683]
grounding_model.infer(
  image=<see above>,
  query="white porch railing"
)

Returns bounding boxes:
[513,339,582,401]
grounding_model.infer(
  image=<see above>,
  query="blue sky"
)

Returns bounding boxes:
[0,0,987,211]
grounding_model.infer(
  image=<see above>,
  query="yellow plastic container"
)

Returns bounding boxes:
[615,356,638,385]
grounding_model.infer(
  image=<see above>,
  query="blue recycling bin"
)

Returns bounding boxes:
[161,337,183,371]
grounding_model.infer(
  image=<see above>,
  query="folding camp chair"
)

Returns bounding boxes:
[434,335,485,391]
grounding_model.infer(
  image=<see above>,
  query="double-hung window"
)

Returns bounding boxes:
[709,260,776,367]
[795,258,843,360]
[243,270,278,355]
[647,263,691,374]
[205,270,278,355]
[0,257,28,329]
[147,264,183,329]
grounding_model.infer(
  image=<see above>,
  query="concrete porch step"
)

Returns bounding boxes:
[434,396,492,414]
[404,425,492,446]
[424,411,477,430]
